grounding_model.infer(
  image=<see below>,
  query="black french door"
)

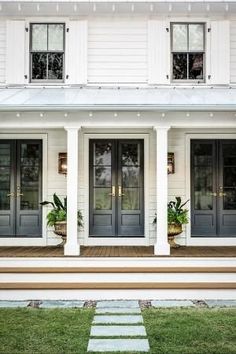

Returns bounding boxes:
[191,140,236,237]
[89,139,144,237]
[0,140,42,237]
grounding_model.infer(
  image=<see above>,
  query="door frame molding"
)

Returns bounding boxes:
[186,133,236,246]
[0,133,48,246]
[84,133,150,246]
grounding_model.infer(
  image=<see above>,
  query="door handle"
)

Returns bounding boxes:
[218,187,226,197]
[109,186,116,197]
[219,192,226,197]
[118,186,125,197]
[16,192,24,197]
[7,192,15,197]
[210,192,217,197]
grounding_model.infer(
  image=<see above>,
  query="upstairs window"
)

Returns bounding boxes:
[171,23,205,82]
[30,23,65,82]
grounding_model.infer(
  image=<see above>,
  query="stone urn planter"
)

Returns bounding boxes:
[54,221,67,246]
[168,223,183,248]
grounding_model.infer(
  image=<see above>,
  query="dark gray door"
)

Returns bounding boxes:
[89,139,144,237]
[191,139,236,237]
[0,140,42,237]
[218,140,236,236]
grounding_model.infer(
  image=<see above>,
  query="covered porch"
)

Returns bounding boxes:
[1,87,236,257]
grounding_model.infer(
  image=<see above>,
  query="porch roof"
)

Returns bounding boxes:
[0,87,236,112]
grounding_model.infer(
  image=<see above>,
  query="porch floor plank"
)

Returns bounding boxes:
[0,246,235,257]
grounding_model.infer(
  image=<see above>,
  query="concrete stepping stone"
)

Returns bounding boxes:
[0,301,29,308]
[91,325,147,337]
[205,300,236,308]
[40,300,84,308]
[93,315,143,324]
[87,339,149,352]
[96,307,141,314]
[96,300,139,308]
[152,300,195,308]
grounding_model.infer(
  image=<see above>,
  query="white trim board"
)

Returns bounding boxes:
[0,133,48,247]
[83,132,150,246]
[186,133,236,246]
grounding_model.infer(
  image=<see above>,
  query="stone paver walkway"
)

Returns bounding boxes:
[87,300,150,352]
[151,300,195,308]
[204,300,236,308]
[0,300,85,308]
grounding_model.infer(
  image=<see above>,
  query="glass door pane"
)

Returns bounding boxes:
[0,143,11,210]
[192,143,214,210]
[16,140,42,237]
[222,143,236,210]
[19,143,41,211]
[121,143,141,211]
[93,142,112,211]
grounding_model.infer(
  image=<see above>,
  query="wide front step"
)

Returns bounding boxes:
[0,258,235,299]
[0,282,235,289]
[1,266,236,273]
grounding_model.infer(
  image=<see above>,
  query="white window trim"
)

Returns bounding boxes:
[30,23,66,84]
[83,132,150,246]
[25,17,70,86]
[0,133,48,246]
[170,22,206,83]
[165,17,211,86]
[186,133,236,246]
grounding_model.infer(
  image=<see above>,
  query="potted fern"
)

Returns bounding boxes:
[40,193,83,246]
[153,197,189,248]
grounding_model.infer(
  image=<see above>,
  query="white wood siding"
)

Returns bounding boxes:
[230,21,236,83]
[0,21,6,83]
[88,19,148,84]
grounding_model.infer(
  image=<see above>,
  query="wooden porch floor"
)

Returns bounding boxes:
[0,246,235,257]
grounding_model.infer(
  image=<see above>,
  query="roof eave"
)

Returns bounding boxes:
[0,104,235,112]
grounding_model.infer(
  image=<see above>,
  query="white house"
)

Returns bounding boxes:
[0,0,235,300]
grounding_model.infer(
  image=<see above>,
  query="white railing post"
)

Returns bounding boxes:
[154,126,170,256]
[64,127,80,256]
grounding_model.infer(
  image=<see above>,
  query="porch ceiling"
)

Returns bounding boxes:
[1,87,236,112]
[0,1,234,16]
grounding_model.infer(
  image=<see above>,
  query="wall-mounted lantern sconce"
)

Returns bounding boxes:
[58,153,67,175]
[168,152,175,174]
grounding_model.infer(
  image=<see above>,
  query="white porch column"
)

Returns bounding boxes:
[154,126,170,256]
[64,127,80,256]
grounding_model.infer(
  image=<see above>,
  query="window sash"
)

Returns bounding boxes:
[30,23,65,52]
[171,23,205,53]
[172,52,205,81]
[171,23,205,82]
[30,23,65,82]
[30,52,64,82]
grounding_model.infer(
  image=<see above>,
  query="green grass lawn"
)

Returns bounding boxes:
[0,307,235,354]
[143,308,236,354]
[0,308,94,354]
